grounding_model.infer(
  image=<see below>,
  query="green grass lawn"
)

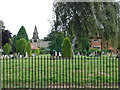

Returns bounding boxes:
[1,55,119,88]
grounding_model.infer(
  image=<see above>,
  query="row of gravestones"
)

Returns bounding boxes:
[0,51,61,59]
[0,54,27,59]
[50,50,62,56]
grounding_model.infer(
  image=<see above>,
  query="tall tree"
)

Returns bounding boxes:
[52,2,119,51]
[46,31,64,53]
[93,2,119,49]
[17,26,29,41]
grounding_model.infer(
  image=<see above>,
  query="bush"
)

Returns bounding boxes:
[83,49,88,55]
[62,37,72,57]
[34,49,40,55]
[39,47,48,54]
[16,38,27,55]
[3,43,12,55]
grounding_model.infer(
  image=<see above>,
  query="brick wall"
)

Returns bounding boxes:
[90,39,115,51]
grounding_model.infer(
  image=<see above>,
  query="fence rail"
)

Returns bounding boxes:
[1,56,119,89]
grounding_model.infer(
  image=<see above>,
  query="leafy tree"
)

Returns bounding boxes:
[26,41,32,56]
[2,29,12,46]
[53,2,119,51]
[0,21,12,47]
[3,43,12,55]
[48,31,64,53]
[16,38,27,55]
[17,26,29,41]
[81,38,90,52]
[93,2,119,49]
[62,37,72,57]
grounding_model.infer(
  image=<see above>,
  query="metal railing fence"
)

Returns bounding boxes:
[1,56,119,89]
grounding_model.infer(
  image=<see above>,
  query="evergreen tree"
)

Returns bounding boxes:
[62,37,72,57]
[17,26,29,41]
[3,43,12,55]
[16,38,27,55]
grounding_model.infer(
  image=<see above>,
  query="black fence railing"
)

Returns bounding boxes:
[1,56,120,89]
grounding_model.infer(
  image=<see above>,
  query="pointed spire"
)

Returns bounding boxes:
[34,25,38,34]
[32,25,39,40]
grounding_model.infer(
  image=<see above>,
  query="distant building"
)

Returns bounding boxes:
[32,26,39,43]
[90,37,116,52]
[31,26,51,50]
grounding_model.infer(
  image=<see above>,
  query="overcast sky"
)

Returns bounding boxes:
[0,0,54,39]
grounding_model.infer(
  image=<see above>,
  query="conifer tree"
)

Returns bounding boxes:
[17,26,29,41]
[62,37,72,57]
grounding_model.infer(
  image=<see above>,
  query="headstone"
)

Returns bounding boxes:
[55,51,57,56]
[59,52,61,56]
[77,52,80,56]
[20,55,22,58]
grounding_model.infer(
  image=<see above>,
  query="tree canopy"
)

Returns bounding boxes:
[48,31,64,53]
[52,2,119,50]
[17,26,29,41]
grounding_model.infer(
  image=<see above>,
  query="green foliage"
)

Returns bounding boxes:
[48,31,64,53]
[17,26,29,41]
[26,41,32,56]
[12,35,17,52]
[89,48,98,53]
[82,49,88,55]
[39,47,49,54]
[53,2,119,50]
[2,29,12,46]
[16,38,27,55]
[81,38,90,52]
[34,49,40,55]
[62,37,72,57]
[3,43,12,55]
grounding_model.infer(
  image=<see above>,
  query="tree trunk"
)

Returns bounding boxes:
[72,36,77,55]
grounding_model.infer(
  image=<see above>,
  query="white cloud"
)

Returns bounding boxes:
[0,0,54,39]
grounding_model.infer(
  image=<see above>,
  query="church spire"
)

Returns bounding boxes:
[32,25,39,42]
